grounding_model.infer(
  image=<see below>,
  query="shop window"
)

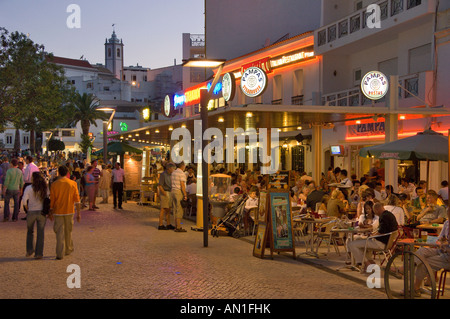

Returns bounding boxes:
[408,43,431,74]
[273,75,283,101]
[353,68,362,86]
[291,146,305,172]
[5,135,13,145]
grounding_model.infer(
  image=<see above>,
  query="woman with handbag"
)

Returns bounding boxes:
[22,172,49,259]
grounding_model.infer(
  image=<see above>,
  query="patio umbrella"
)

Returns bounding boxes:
[359,129,448,190]
[92,141,143,156]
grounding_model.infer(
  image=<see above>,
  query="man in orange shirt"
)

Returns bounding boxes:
[49,165,81,260]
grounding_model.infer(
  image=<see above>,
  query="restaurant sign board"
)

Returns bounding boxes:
[361,71,389,100]
[240,66,268,98]
[222,72,236,102]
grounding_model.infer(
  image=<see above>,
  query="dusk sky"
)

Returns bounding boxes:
[0,0,205,69]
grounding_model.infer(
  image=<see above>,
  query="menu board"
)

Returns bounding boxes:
[270,192,295,252]
[123,154,142,190]
[268,170,290,190]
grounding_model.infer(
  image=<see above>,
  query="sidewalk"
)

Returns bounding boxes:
[0,200,392,299]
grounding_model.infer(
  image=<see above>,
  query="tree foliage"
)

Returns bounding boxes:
[70,92,108,136]
[0,27,76,152]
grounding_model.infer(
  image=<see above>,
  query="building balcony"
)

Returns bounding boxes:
[322,71,434,107]
[315,0,436,55]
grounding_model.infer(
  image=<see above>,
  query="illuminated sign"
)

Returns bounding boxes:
[269,46,315,69]
[222,72,236,102]
[241,57,272,74]
[119,122,128,132]
[240,67,268,98]
[348,122,385,137]
[142,108,150,121]
[163,95,173,117]
[238,46,315,77]
[361,71,389,100]
[173,81,222,108]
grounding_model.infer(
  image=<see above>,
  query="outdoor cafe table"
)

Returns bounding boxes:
[417,223,444,235]
[293,217,333,258]
[331,227,373,271]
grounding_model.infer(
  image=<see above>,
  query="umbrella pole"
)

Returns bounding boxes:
[426,159,430,193]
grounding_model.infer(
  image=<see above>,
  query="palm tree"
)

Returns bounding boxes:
[71,93,108,135]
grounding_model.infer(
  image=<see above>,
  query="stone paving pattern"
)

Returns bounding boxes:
[0,201,386,299]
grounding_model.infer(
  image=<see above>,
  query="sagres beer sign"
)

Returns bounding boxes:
[240,67,268,98]
[361,71,389,100]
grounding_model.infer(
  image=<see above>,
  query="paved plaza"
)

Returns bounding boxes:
[0,200,388,301]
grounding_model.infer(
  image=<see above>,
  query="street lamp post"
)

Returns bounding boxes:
[97,107,116,165]
[182,59,225,247]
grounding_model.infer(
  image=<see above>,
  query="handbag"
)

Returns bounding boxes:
[181,198,190,208]
[42,197,51,216]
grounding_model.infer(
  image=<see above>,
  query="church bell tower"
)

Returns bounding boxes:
[105,25,124,80]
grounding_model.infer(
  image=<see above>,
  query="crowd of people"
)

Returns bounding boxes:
[0,155,126,260]
[2,153,449,294]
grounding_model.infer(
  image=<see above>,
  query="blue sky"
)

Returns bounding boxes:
[0,0,204,69]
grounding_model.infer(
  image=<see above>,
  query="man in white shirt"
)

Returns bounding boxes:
[23,156,40,189]
[339,169,353,188]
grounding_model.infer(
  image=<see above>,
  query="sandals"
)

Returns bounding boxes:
[174,228,187,232]
[400,289,421,297]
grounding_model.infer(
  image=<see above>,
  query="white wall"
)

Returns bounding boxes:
[206,0,321,60]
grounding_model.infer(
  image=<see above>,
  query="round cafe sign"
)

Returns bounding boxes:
[222,72,236,101]
[240,66,268,98]
[361,71,389,100]
[163,95,172,117]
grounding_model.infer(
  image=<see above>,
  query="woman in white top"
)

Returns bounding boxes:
[384,194,405,226]
[22,172,49,259]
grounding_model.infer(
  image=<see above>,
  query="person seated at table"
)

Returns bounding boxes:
[349,180,361,207]
[398,193,414,222]
[245,187,259,210]
[229,187,241,202]
[317,194,329,217]
[347,202,398,271]
[416,190,447,224]
[406,207,450,297]
[298,186,309,205]
[384,185,394,202]
[327,189,347,218]
[306,182,325,211]
[384,194,406,226]
[358,201,379,231]
[399,178,415,199]
[411,186,426,210]
[356,188,374,219]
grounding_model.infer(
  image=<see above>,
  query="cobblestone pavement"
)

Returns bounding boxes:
[0,201,386,300]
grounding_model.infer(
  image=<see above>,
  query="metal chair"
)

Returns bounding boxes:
[314,219,342,259]
[361,230,399,273]
[437,269,449,299]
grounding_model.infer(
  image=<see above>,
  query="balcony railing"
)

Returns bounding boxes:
[322,72,430,107]
[317,0,425,47]
[272,99,283,105]
[291,95,304,105]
